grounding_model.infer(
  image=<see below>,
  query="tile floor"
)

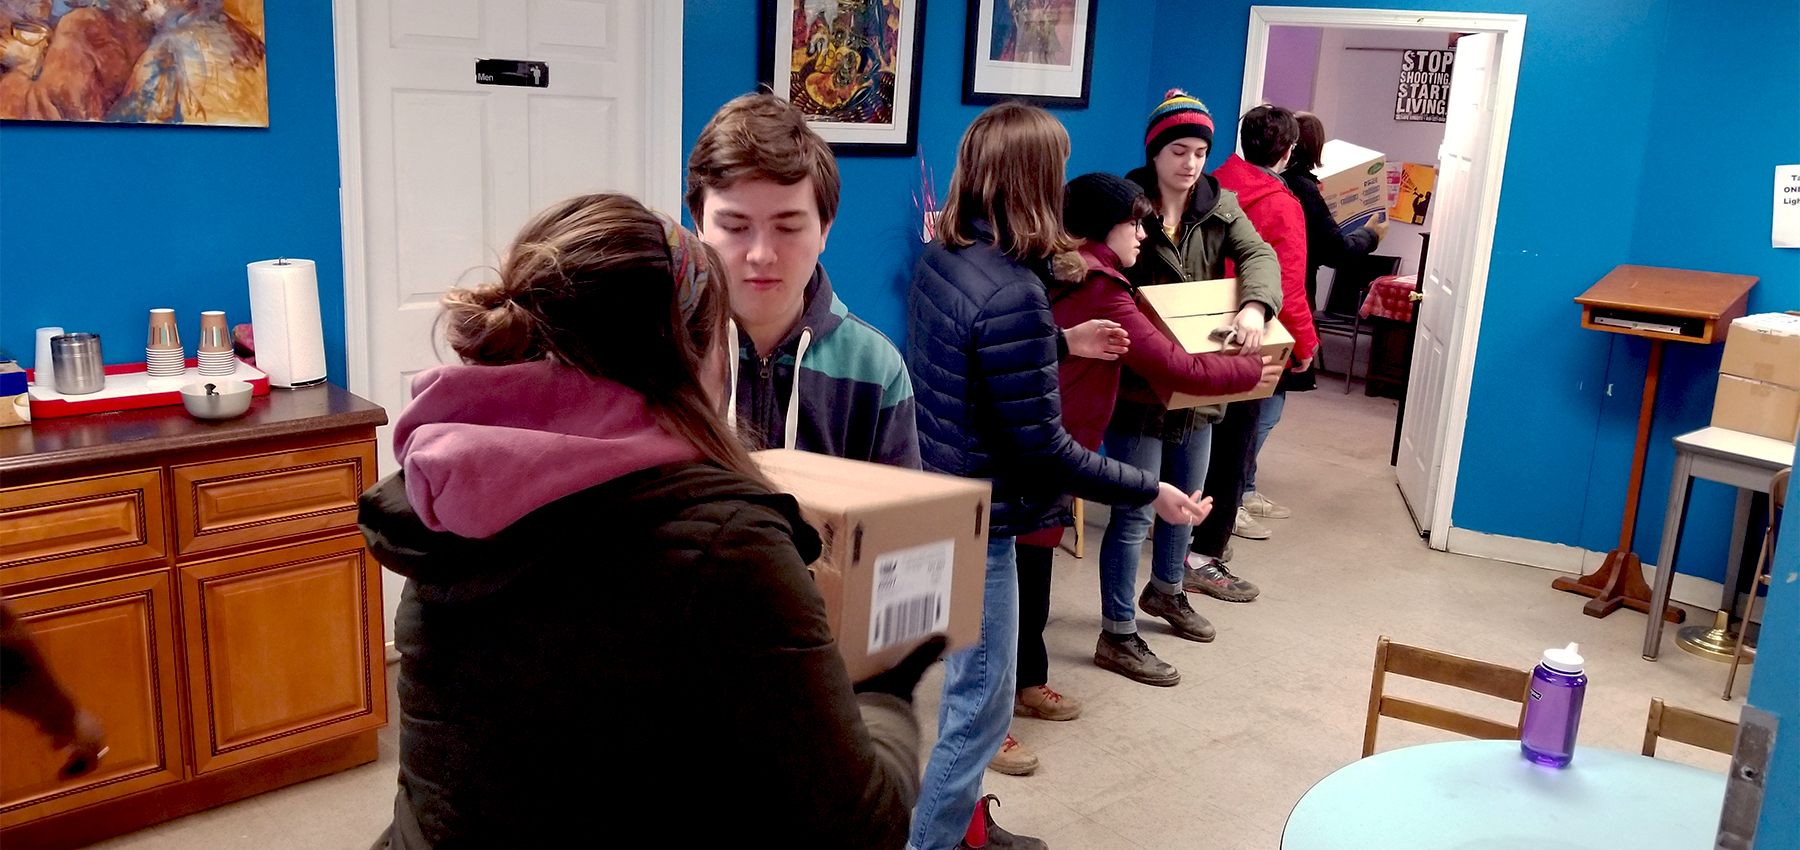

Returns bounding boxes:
[87,387,1748,849]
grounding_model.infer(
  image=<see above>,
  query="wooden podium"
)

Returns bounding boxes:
[1562,265,1757,620]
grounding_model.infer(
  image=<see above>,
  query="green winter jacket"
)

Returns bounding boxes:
[1121,168,1282,426]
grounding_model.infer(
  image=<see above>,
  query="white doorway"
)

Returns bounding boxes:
[1240,7,1525,550]
[331,0,685,643]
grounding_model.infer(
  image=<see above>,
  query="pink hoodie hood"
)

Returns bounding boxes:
[394,359,702,539]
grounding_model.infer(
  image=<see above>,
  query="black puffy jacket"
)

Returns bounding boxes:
[906,222,1159,537]
[360,462,921,849]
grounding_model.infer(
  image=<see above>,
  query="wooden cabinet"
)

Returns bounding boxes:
[0,385,388,849]
[0,571,183,829]
[179,535,384,774]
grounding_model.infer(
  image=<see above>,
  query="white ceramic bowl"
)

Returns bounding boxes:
[180,380,253,420]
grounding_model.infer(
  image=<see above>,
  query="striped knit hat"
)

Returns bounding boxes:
[1145,89,1214,162]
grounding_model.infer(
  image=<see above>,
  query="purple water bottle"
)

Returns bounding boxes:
[1520,642,1586,768]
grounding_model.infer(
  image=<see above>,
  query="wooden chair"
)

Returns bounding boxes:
[1362,635,1532,757]
[1642,698,1738,757]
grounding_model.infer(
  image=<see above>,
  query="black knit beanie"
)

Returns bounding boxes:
[1063,173,1145,243]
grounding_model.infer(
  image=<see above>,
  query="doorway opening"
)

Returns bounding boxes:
[1239,7,1526,550]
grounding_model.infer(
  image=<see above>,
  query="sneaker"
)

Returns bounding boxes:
[1232,506,1273,540]
[1222,542,1234,563]
[956,794,1049,850]
[986,732,1039,776]
[1243,491,1292,519]
[1094,632,1180,687]
[1184,556,1261,602]
[1137,583,1216,642]
[1015,685,1083,721]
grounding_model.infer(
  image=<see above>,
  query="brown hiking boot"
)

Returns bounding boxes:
[1138,583,1216,642]
[986,732,1039,776]
[1014,685,1082,721]
[1094,631,1180,687]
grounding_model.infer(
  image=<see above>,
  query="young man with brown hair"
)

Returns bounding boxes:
[686,92,920,468]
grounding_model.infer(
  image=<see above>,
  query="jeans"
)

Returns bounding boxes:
[1096,421,1211,633]
[909,536,1018,850]
[1245,389,1286,493]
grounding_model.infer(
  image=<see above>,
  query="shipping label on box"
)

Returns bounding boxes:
[753,449,990,682]
[1711,374,1800,443]
[1315,140,1388,228]
[1136,279,1294,409]
[1720,313,1800,389]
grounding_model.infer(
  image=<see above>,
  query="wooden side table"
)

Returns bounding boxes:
[1562,266,1756,620]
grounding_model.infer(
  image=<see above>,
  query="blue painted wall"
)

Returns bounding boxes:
[1152,0,1800,583]
[0,5,346,385]
[681,0,1160,342]
[1749,442,1800,845]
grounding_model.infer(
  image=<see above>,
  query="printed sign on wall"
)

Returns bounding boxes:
[1395,49,1454,123]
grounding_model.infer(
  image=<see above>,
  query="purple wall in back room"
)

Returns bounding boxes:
[1262,25,1320,112]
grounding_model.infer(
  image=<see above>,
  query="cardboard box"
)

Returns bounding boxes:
[1135,278,1294,409]
[0,362,25,428]
[753,449,990,682]
[1711,374,1800,443]
[1719,313,1800,389]
[1314,140,1388,229]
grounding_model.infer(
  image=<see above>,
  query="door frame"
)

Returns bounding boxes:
[329,0,687,403]
[1240,6,1526,549]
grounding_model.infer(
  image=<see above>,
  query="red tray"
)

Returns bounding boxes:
[25,360,270,419]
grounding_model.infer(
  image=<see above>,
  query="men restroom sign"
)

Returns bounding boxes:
[1395,49,1454,123]
[476,59,549,88]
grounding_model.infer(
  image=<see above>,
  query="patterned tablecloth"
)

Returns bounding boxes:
[1360,274,1418,322]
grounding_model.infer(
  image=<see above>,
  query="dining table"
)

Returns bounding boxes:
[1282,739,1726,849]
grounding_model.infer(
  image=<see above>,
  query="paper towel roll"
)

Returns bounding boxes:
[247,258,328,388]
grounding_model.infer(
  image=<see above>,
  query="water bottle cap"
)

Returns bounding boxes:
[1541,642,1584,674]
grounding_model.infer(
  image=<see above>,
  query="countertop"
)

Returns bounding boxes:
[1,383,388,477]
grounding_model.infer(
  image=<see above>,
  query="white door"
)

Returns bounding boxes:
[1396,31,1498,545]
[336,0,681,642]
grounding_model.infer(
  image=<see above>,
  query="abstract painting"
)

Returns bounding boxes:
[0,0,268,126]
[764,0,925,155]
[964,0,1095,108]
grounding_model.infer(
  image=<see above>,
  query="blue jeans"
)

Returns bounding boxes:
[1096,422,1211,633]
[909,536,1018,850]
[1246,389,1286,493]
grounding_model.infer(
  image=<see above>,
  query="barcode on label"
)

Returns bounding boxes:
[867,539,955,654]
[871,593,944,652]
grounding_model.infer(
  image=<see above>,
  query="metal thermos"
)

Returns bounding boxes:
[50,333,105,395]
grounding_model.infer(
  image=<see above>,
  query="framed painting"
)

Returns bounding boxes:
[0,0,268,126]
[962,0,1095,108]
[761,0,926,156]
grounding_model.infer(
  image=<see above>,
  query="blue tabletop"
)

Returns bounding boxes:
[1283,739,1726,849]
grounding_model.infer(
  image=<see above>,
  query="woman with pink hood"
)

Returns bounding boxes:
[359,193,939,849]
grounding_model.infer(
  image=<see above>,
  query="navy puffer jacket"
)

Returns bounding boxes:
[907,223,1159,537]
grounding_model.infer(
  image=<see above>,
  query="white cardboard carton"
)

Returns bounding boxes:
[1315,140,1389,229]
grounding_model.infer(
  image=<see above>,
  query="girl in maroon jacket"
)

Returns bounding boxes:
[1000,174,1272,774]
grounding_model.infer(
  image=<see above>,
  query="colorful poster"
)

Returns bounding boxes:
[0,0,268,126]
[1394,49,1454,123]
[1389,163,1438,225]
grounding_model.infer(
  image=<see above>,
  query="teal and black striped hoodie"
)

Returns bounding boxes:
[728,266,921,469]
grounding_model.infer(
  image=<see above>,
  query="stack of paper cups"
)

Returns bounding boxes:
[34,326,62,388]
[247,258,328,388]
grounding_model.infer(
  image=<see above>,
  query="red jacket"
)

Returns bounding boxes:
[1019,245,1264,548]
[1213,154,1318,360]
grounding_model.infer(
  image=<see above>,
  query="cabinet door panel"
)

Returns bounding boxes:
[180,536,385,773]
[171,442,373,558]
[0,572,184,828]
[0,470,166,586]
